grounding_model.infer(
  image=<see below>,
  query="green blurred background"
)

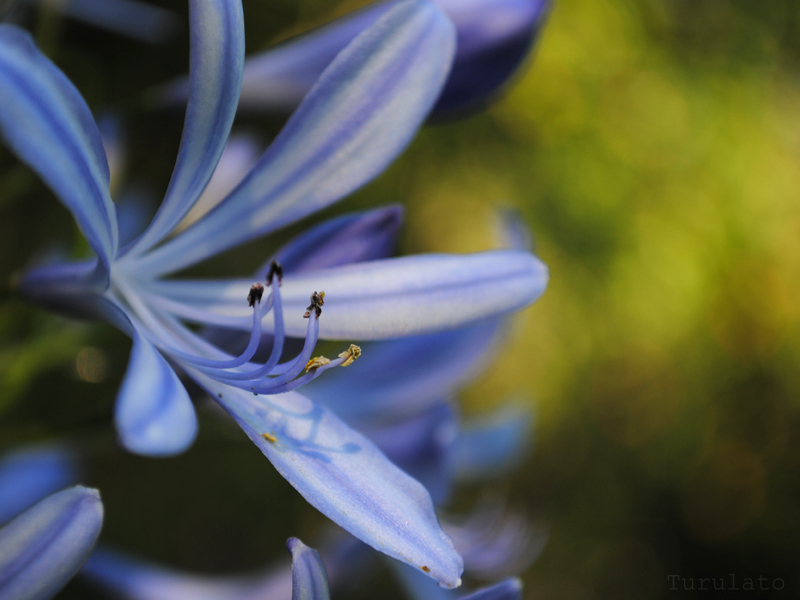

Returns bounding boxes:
[2,0,800,597]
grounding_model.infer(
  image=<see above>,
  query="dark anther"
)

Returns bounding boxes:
[266,259,283,287]
[247,283,264,307]
[303,290,325,319]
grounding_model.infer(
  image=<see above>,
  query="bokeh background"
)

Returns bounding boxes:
[2,0,800,598]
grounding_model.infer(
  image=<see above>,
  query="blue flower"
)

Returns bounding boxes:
[0,485,104,600]
[0,0,547,587]
[229,0,552,116]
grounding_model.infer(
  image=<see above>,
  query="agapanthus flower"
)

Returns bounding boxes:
[0,485,103,600]
[0,0,547,587]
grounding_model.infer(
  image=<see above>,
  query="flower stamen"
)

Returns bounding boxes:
[303,291,324,318]
[338,344,361,367]
[305,356,331,372]
[247,282,264,307]
[266,259,283,287]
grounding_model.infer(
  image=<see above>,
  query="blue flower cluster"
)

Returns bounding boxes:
[0,0,550,598]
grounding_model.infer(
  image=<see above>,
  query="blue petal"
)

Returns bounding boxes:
[193,374,464,589]
[115,327,198,457]
[91,298,198,457]
[135,0,455,276]
[432,0,551,114]
[362,403,457,505]
[261,205,404,276]
[0,25,117,281]
[0,486,103,600]
[452,405,533,483]
[305,319,501,422]
[287,538,330,600]
[462,579,523,600]
[234,0,549,116]
[144,250,548,340]
[127,0,244,256]
[0,446,80,526]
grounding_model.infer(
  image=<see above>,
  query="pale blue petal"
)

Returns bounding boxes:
[0,486,103,600]
[287,538,329,600]
[144,250,548,340]
[305,319,501,422]
[362,403,457,505]
[128,0,244,256]
[452,405,533,483]
[193,373,463,589]
[135,0,455,276]
[115,327,198,457]
[93,298,198,457]
[0,25,117,280]
[82,547,291,600]
[462,579,523,600]
[0,446,80,526]
[260,205,404,276]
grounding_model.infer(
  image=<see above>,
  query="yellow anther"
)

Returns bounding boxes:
[338,344,362,367]
[262,432,277,444]
[305,356,331,372]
